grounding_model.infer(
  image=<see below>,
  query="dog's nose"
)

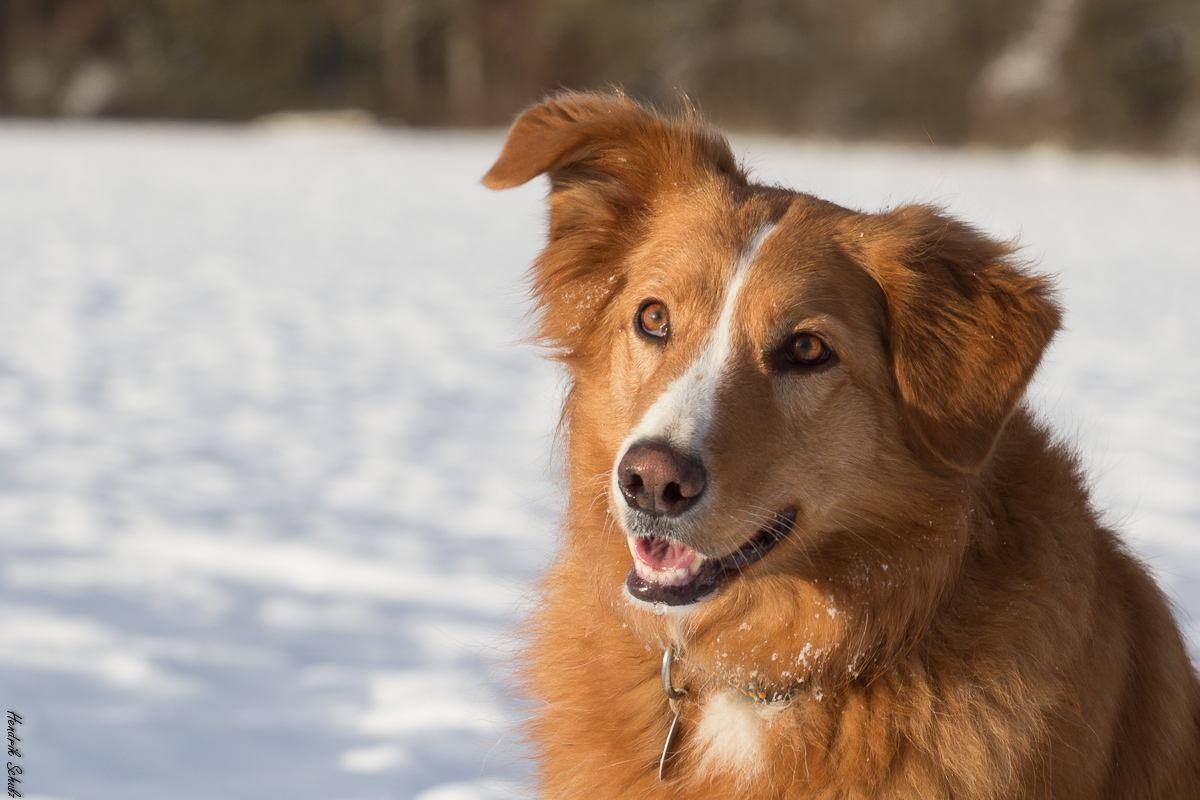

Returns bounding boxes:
[617,440,706,516]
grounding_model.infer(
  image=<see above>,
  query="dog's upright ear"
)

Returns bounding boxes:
[483,92,745,361]
[844,206,1061,472]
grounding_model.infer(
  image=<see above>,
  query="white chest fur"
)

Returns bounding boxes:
[692,690,778,778]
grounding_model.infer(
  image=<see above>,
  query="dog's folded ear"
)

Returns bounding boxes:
[482,92,643,192]
[483,91,744,233]
[845,206,1062,472]
[484,91,743,185]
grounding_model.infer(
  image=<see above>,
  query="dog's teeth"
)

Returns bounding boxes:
[628,542,708,587]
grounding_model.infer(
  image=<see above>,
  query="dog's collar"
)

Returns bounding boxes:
[664,645,798,705]
[657,645,799,780]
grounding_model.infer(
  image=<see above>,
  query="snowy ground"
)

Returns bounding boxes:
[0,121,1196,800]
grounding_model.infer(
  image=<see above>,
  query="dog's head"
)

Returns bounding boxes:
[486,93,1060,671]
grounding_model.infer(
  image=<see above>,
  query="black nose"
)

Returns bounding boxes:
[617,439,706,517]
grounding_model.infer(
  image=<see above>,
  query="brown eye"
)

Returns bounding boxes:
[788,333,831,366]
[637,301,670,339]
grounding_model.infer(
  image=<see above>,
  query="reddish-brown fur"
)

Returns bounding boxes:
[484,92,1200,799]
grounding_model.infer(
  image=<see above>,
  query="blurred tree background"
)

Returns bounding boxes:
[2,0,1198,152]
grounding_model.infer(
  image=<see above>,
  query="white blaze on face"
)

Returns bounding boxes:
[615,222,778,474]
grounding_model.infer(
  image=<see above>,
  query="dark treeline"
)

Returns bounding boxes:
[2,0,1198,152]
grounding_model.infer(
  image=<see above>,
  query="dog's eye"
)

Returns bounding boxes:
[786,333,832,367]
[637,301,670,339]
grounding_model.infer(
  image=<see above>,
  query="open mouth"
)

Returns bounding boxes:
[625,508,797,607]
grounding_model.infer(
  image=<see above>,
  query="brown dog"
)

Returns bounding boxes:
[483,92,1200,799]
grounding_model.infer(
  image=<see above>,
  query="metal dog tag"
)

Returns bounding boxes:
[658,646,687,780]
[658,699,683,780]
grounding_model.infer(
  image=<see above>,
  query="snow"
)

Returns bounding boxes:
[0,122,1197,799]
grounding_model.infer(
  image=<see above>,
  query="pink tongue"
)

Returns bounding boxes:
[636,537,697,570]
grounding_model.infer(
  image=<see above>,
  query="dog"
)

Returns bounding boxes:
[483,92,1200,799]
